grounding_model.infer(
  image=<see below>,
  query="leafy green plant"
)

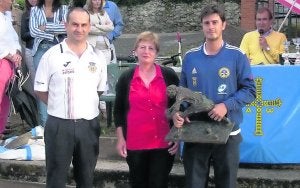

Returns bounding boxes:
[14,0,25,10]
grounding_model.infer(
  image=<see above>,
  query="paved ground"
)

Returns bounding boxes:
[114,25,246,58]
[0,179,75,188]
[114,32,203,58]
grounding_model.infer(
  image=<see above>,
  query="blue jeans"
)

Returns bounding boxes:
[33,41,56,126]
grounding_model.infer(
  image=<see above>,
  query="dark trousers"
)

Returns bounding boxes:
[44,115,101,188]
[183,134,242,188]
[126,148,175,188]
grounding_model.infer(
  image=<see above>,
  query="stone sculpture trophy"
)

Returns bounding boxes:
[165,85,234,144]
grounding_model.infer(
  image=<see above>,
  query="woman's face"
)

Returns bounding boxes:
[135,40,157,65]
[28,0,38,6]
[91,0,102,10]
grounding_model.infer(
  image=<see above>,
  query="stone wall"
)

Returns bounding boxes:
[11,1,241,36]
[119,0,240,33]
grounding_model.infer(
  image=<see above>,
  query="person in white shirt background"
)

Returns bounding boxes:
[86,0,113,64]
[0,0,22,138]
[85,0,113,118]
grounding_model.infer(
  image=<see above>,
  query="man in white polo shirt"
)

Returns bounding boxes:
[34,7,107,188]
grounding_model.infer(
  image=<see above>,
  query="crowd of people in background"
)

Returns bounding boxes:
[0,0,293,187]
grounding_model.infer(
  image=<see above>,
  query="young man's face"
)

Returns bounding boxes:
[256,11,272,33]
[65,10,91,43]
[202,13,226,41]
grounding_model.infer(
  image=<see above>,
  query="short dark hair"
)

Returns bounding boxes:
[256,7,273,20]
[38,0,61,12]
[200,4,226,23]
[25,0,33,12]
[66,7,90,23]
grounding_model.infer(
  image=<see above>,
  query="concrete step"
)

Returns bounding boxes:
[0,158,300,188]
[2,116,300,188]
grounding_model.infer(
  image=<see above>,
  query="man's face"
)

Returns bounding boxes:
[0,0,13,12]
[201,13,226,41]
[65,10,91,43]
[256,11,272,33]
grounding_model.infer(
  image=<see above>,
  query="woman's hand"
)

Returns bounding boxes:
[172,112,190,128]
[172,112,184,128]
[116,127,127,158]
[38,25,46,31]
[6,53,22,67]
[12,54,22,67]
[168,141,179,155]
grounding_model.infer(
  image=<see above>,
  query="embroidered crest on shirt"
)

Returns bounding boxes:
[88,62,97,73]
[192,67,197,87]
[218,84,227,95]
[218,67,230,79]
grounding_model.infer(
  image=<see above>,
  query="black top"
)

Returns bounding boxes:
[113,65,179,139]
[21,11,34,49]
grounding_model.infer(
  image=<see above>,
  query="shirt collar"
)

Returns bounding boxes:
[203,41,224,55]
[257,28,273,37]
[133,63,163,79]
[60,39,93,54]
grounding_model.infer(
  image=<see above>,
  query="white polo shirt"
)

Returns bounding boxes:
[34,40,107,120]
[0,11,21,58]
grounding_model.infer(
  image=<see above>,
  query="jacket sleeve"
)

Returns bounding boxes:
[20,13,31,42]
[105,2,124,42]
[223,52,256,111]
[113,69,132,128]
[266,33,287,63]
[90,12,114,35]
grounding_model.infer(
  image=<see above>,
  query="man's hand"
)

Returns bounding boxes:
[208,103,227,121]
[259,36,270,51]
